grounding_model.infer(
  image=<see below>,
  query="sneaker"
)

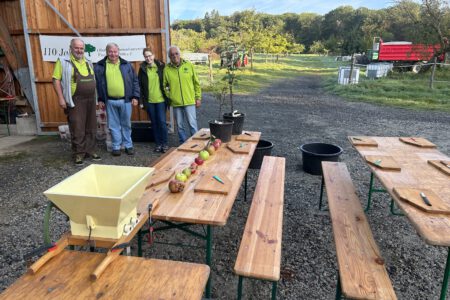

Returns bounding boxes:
[125,147,134,155]
[112,149,121,156]
[90,153,102,161]
[161,145,169,153]
[154,145,162,153]
[74,155,84,166]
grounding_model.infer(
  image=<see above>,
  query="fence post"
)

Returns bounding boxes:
[348,54,355,84]
[208,53,213,84]
[429,57,437,89]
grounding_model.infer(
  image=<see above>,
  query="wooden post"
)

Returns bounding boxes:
[429,57,437,89]
[348,54,355,84]
[208,53,213,84]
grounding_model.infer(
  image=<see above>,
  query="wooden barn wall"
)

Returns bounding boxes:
[0,0,168,131]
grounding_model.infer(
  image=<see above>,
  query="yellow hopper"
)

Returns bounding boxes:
[44,164,153,239]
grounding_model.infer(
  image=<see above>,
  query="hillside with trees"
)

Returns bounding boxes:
[171,0,450,58]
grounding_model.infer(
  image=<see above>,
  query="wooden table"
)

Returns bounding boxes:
[0,250,209,300]
[351,136,450,299]
[137,129,261,298]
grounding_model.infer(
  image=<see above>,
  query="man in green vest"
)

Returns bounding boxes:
[52,38,100,166]
[163,46,201,143]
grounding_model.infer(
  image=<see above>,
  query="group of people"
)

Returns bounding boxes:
[53,38,201,165]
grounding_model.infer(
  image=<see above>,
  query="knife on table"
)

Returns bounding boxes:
[419,192,432,206]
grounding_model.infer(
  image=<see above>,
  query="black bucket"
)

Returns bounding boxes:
[300,143,343,175]
[209,120,234,142]
[223,112,245,135]
[131,121,154,142]
[249,139,274,169]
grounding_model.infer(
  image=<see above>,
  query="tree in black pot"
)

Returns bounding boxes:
[221,62,246,135]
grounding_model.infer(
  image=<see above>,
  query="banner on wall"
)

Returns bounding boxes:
[39,35,146,62]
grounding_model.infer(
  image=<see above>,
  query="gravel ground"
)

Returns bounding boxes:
[1,75,449,299]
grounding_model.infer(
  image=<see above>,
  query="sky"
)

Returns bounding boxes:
[169,0,394,21]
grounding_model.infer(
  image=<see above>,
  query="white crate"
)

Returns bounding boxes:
[338,67,360,85]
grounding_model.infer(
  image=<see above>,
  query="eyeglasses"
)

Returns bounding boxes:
[144,55,153,58]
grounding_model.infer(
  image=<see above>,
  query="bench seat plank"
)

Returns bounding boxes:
[322,162,397,300]
[234,156,285,281]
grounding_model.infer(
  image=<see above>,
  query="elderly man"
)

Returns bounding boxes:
[94,43,140,156]
[163,46,201,143]
[52,38,100,166]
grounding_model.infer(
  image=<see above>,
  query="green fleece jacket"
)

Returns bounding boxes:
[163,59,201,107]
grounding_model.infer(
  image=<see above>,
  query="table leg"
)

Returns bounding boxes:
[319,176,325,210]
[440,247,450,300]
[205,225,213,298]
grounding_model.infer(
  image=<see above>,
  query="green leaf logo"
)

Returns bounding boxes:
[85,44,96,57]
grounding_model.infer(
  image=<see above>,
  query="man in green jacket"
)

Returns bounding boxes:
[163,46,201,143]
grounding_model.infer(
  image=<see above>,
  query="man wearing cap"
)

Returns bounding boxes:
[52,38,101,166]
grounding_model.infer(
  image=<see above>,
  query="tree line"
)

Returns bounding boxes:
[171,0,450,57]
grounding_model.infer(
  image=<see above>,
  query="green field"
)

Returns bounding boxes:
[194,54,450,111]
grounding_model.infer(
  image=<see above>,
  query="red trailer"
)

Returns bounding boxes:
[368,37,443,73]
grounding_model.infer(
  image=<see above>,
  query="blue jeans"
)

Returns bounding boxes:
[173,105,198,143]
[146,102,168,146]
[106,99,133,150]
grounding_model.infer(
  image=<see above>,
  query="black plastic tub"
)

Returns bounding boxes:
[249,139,274,170]
[131,121,154,142]
[209,120,234,142]
[223,112,245,135]
[300,143,343,175]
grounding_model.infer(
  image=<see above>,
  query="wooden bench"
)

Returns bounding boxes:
[234,156,285,300]
[321,161,397,300]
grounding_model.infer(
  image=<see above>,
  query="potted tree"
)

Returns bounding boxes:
[221,65,245,134]
[208,84,234,142]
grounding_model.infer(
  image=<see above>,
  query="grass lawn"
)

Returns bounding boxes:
[194,54,450,111]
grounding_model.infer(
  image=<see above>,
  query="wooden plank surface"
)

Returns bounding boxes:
[393,188,450,215]
[348,136,378,147]
[227,141,251,154]
[353,137,450,246]
[234,156,285,281]
[428,160,450,176]
[364,155,401,171]
[137,130,261,226]
[0,251,209,300]
[194,172,232,195]
[322,162,397,300]
[399,137,436,148]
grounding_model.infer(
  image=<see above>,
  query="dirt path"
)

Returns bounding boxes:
[1,75,449,299]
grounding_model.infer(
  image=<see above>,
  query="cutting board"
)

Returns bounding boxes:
[177,141,206,152]
[194,172,232,195]
[427,160,450,176]
[227,141,251,154]
[365,155,401,171]
[348,136,378,147]
[393,187,450,215]
[146,168,175,188]
[236,132,259,142]
[399,137,436,148]
[192,129,211,140]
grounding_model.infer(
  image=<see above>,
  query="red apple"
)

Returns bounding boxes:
[212,140,221,150]
[190,162,198,174]
[194,157,204,165]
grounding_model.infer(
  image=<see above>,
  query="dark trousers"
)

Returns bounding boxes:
[146,102,168,146]
[67,96,97,157]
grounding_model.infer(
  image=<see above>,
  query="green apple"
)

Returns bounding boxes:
[175,172,188,182]
[199,150,210,161]
[182,167,192,178]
